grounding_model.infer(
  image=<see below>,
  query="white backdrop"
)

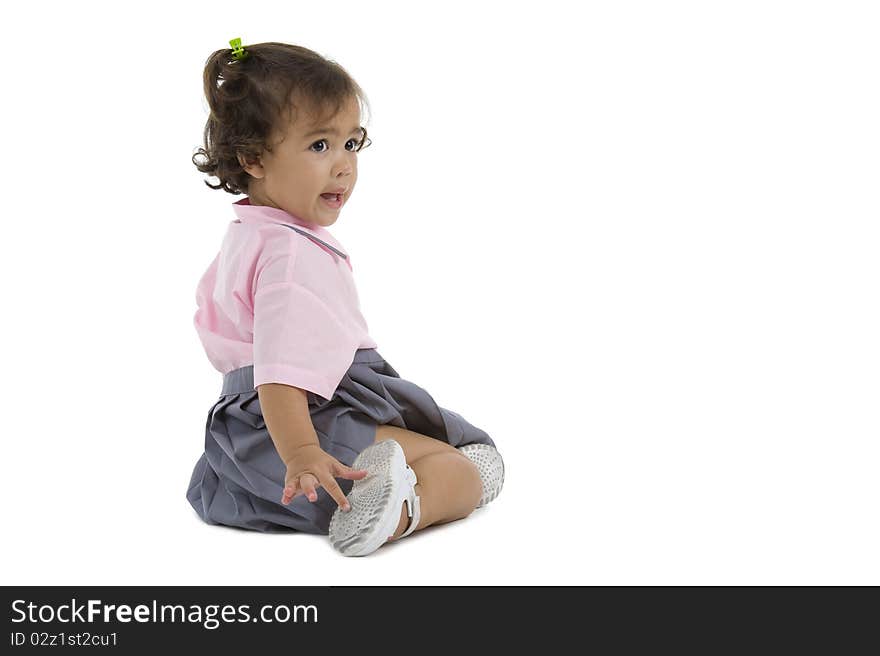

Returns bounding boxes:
[1,0,877,585]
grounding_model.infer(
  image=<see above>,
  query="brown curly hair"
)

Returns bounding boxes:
[191,41,373,195]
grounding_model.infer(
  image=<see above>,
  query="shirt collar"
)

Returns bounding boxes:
[232,197,348,259]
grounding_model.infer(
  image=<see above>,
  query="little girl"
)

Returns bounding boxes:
[186,39,504,557]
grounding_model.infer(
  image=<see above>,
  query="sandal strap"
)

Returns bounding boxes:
[400,495,421,539]
[399,466,421,539]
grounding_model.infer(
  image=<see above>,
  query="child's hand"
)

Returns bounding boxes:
[281,444,369,512]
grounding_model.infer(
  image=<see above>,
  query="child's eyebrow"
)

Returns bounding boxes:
[302,126,363,138]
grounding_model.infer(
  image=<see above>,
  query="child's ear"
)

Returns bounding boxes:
[237,151,265,179]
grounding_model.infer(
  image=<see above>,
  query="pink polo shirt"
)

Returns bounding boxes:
[193,197,378,401]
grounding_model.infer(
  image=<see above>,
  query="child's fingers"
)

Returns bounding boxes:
[318,474,350,512]
[281,481,299,505]
[335,463,369,479]
[281,472,302,506]
[299,473,319,502]
[282,472,320,505]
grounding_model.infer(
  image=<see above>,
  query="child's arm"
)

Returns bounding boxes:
[257,383,368,508]
[257,383,320,464]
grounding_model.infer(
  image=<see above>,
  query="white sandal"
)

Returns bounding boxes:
[457,443,505,508]
[328,439,421,557]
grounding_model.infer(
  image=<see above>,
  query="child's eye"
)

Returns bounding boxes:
[310,138,362,153]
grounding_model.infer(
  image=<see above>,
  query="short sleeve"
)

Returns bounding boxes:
[252,229,298,294]
[253,281,360,401]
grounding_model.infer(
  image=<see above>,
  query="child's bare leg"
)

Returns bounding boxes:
[388,452,482,541]
[374,424,464,461]
[372,424,483,543]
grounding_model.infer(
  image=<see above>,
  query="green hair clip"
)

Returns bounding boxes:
[229,38,248,60]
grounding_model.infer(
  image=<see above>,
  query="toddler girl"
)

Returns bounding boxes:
[186,39,504,556]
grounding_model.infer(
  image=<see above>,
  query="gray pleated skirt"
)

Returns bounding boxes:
[186,348,496,534]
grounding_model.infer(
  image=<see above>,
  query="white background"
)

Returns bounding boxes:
[1,0,877,585]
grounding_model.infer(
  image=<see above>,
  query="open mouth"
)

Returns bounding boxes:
[320,193,343,209]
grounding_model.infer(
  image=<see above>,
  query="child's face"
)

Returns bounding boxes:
[240,96,362,227]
